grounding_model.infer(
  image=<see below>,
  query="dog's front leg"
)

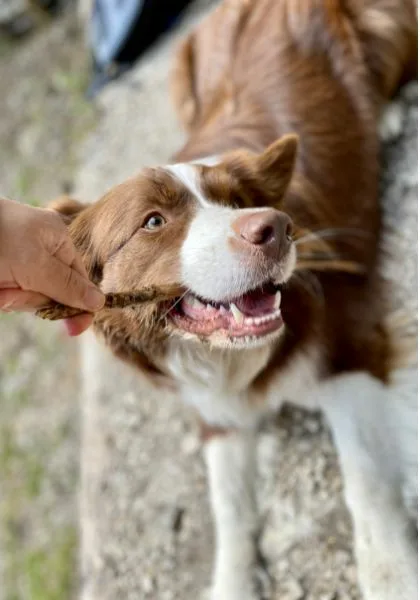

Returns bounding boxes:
[322,371,417,600]
[203,427,262,600]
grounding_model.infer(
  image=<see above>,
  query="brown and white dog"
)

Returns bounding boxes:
[54,1,417,598]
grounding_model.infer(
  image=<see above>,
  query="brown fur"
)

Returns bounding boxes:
[197,136,298,209]
[169,0,416,386]
[53,170,197,377]
[53,0,416,387]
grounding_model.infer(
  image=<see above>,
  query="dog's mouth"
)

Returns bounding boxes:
[170,281,284,339]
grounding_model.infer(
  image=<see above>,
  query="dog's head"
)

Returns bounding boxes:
[53,135,298,372]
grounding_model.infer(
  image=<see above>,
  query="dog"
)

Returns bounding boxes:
[52,1,418,598]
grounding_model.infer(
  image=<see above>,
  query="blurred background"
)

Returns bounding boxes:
[0,2,417,600]
[1,3,92,600]
[0,2,199,599]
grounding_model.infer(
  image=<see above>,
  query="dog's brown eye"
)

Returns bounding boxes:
[143,213,166,230]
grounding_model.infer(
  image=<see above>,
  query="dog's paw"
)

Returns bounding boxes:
[360,580,417,600]
[208,563,271,600]
[357,554,417,600]
[208,570,259,600]
[209,581,260,600]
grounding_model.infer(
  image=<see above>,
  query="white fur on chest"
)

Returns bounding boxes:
[166,339,323,428]
[262,343,324,412]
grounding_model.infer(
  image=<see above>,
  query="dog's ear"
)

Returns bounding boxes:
[49,196,88,225]
[222,134,298,207]
[49,195,103,285]
[255,134,298,200]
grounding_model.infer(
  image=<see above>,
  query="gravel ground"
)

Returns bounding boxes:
[0,2,416,600]
[74,4,418,600]
[0,8,95,600]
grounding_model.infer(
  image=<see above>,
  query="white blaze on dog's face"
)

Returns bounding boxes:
[166,135,298,349]
[173,201,296,349]
[60,135,298,352]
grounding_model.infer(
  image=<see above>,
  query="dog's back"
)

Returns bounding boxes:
[172,0,416,134]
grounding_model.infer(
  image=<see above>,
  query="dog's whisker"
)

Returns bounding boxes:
[291,270,325,309]
[294,227,371,245]
[297,251,342,260]
[160,288,190,321]
[296,257,366,274]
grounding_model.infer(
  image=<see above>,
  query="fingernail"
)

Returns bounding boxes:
[84,287,105,311]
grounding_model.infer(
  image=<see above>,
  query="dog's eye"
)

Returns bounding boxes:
[143,213,166,230]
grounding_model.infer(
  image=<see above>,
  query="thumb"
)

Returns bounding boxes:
[38,254,105,311]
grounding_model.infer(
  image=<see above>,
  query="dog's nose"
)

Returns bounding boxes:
[232,209,293,260]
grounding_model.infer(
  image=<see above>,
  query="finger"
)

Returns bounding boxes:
[0,288,50,312]
[64,313,94,337]
[52,234,90,279]
[71,251,90,279]
[37,254,104,311]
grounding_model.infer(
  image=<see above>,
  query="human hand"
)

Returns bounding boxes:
[0,197,105,336]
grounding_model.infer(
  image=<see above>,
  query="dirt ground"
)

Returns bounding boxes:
[0,7,95,600]
[0,2,417,600]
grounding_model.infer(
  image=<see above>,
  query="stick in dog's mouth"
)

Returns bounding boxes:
[35,284,184,321]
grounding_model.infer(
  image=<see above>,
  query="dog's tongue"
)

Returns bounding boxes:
[178,285,282,335]
[180,285,281,324]
[233,288,277,316]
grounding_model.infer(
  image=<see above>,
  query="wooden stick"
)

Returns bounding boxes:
[35,285,183,321]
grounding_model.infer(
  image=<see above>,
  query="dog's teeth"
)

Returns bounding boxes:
[230,302,245,325]
[274,290,281,310]
[206,303,213,311]
[185,294,205,309]
[190,297,204,309]
[194,297,206,309]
